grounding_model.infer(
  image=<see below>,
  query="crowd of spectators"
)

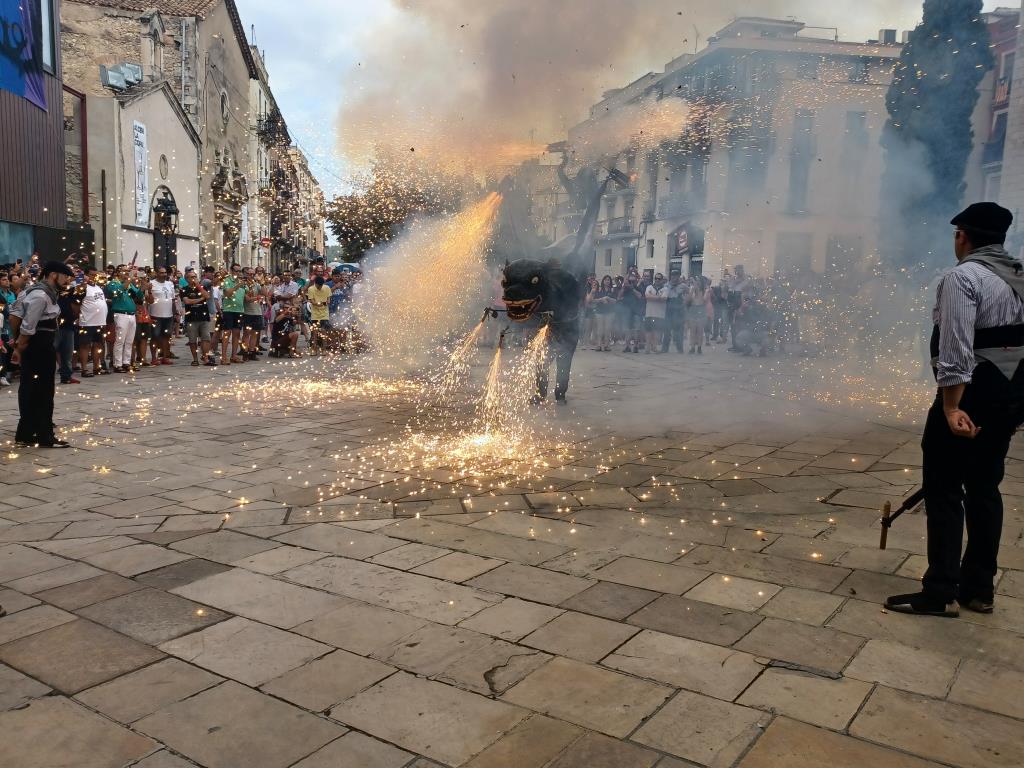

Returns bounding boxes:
[0,256,364,386]
[581,264,820,358]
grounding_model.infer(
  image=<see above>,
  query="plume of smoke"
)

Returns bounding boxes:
[337,0,929,172]
[351,193,502,374]
[571,95,692,165]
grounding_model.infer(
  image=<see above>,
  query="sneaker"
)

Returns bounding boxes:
[161,358,173,365]
[60,378,81,385]
[0,377,9,387]
[885,592,959,617]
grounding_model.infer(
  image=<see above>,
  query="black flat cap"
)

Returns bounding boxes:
[42,261,75,277]
[951,202,1013,237]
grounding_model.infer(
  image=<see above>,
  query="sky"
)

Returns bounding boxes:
[237,0,1013,208]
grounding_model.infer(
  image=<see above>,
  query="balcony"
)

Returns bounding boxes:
[995,77,1012,105]
[597,216,636,239]
[659,195,695,220]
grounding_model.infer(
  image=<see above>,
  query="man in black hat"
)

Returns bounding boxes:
[11,261,74,447]
[888,202,1024,617]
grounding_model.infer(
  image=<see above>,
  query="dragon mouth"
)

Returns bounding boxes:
[503,296,542,322]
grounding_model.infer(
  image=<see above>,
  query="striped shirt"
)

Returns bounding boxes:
[933,260,1024,387]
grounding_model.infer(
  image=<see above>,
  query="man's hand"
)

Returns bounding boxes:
[945,408,980,439]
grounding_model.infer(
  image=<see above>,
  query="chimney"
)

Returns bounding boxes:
[878,29,897,45]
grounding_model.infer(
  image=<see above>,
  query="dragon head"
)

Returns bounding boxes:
[501,259,552,322]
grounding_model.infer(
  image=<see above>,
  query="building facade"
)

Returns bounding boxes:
[966,7,1019,206]
[62,0,258,266]
[548,18,903,281]
[0,0,88,263]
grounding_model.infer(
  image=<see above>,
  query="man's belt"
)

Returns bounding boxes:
[930,323,1024,357]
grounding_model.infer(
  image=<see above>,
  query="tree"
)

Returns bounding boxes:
[880,0,993,270]
[326,156,464,260]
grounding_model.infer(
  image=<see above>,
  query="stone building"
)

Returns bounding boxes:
[548,17,903,281]
[61,0,259,266]
[286,147,325,268]
[966,7,1020,207]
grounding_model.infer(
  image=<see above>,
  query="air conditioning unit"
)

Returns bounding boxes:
[878,29,897,45]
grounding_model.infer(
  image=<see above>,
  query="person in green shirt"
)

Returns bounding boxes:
[219,263,246,364]
[105,266,144,372]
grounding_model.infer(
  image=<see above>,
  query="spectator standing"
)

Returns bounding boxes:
[617,272,643,353]
[644,273,669,354]
[662,272,686,353]
[106,267,142,373]
[132,275,155,368]
[12,262,74,447]
[77,268,106,377]
[241,268,265,360]
[0,273,16,385]
[591,275,616,351]
[149,267,177,365]
[685,278,706,354]
[56,275,82,384]
[306,274,332,354]
[219,264,245,364]
[181,271,215,366]
[271,301,300,357]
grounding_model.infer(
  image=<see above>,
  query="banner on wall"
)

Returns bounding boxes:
[133,122,149,227]
[240,203,250,246]
[0,0,47,110]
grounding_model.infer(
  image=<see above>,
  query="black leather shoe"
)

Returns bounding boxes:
[38,439,71,449]
[886,592,959,617]
[958,596,994,614]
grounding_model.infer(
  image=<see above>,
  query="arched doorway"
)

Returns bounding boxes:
[151,187,179,270]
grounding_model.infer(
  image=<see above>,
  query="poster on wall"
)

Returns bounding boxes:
[0,0,47,110]
[239,203,249,246]
[133,122,149,227]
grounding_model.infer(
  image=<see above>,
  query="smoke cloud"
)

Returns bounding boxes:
[336,0,930,171]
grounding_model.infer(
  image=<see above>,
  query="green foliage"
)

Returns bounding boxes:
[326,157,463,261]
[880,0,993,269]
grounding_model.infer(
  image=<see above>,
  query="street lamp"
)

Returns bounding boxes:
[153,189,179,270]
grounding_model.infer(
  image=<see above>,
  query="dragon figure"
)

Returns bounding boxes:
[501,164,630,404]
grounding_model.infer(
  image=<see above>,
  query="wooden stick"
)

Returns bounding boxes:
[879,500,891,550]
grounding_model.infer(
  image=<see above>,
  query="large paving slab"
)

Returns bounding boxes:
[331,671,528,766]
[0,696,156,768]
[0,341,1020,768]
[135,681,344,768]
[502,656,672,737]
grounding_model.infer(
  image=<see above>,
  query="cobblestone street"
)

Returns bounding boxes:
[0,343,1021,768]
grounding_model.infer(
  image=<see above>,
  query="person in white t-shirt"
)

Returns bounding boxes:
[77,267,108,377]
[644,273,669,354]
[148,266,177,364]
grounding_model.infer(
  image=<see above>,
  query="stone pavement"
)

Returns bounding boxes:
[0,341,1022,768]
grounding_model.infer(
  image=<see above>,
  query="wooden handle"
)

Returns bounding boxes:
[879,501,891,550]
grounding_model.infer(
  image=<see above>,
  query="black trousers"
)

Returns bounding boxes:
[16,333,57,444]
[536,330,578,400]
[921,365,1019,602]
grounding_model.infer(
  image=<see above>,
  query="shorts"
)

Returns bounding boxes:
[186,320,213,344]
[644,316,665,333]
[313,319,331,330]
[135,322,153,341]
[77,325,104,344]
[243,314,264,332]
[152,316,175,339]
[220,312,243,331]
[627,312,643,331]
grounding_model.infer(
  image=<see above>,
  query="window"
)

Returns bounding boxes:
[604,249,613,267]
[849,58,869,83]
[797,58,819,80]
[787,155,811,214]
[646,239,655,261]
[220,91,230,127]
[1002,51,1016,80]
[40,0,55,74]
[775,233,814,274]
[985,172,1002,201]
